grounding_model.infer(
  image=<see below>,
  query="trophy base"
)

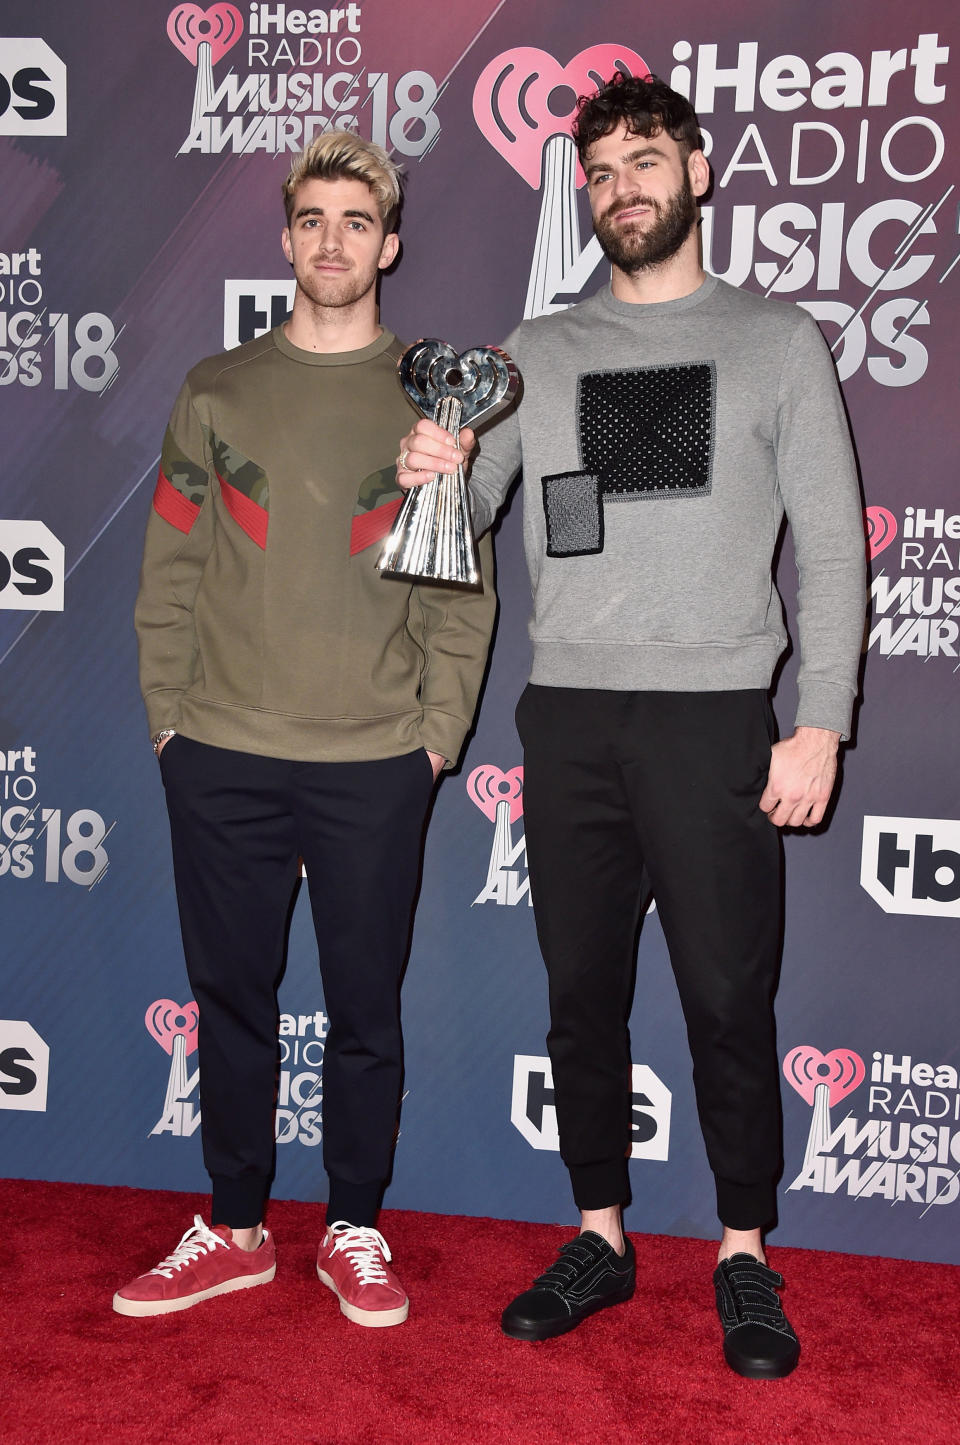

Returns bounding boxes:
[378,561,482,589]
[377,472,482,589]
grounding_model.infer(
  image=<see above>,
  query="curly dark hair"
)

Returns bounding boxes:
[573,74,702,164]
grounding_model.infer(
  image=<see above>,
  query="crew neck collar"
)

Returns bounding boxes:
[272,325,396,365]
[599,272,719,319]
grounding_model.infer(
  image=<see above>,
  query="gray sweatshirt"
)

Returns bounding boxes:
[469,274,865,738]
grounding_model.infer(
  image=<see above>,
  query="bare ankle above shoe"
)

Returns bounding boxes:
[228,1225,263,1252]
[717,1226,765,1264]
[580,1207,625,1255]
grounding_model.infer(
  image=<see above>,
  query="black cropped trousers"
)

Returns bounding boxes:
[515,685,784,1230]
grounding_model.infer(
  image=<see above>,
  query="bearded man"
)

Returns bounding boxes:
[120,132,495,1324]
[397,74,865,1377]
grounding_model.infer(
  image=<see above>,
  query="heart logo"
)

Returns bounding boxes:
[167,4,244,67]
[782,1046,865,1107]
[145,998,200,1057]
[473,45,651,189]
[467,765,524,823]
[864,506,898,561]
[398,340,519,428]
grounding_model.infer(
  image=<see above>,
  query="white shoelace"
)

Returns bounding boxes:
[148,1215,228,1278]
[326,1221,393,1284]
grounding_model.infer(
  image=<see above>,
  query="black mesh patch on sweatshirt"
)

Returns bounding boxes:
[579,362,716,499]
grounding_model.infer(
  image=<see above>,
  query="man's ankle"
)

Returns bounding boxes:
[717,1226,764,1265]
[580,1207,625,1255]
[227,1224,263,1252]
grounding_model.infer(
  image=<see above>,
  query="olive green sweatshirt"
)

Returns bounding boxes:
[134,326,495,764]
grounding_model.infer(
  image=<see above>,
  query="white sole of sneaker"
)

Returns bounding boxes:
[112,1263,277,1317]
[316,1266,409,1327]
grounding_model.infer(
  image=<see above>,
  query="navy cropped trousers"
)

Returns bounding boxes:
[160,735,435,1230]
[515,685,784,1230]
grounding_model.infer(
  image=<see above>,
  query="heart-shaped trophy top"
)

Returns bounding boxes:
[398,340,519,429]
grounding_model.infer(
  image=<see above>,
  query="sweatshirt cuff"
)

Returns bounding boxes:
[419,708,470,770]
[143,688,184,741]
[794,681,856,742]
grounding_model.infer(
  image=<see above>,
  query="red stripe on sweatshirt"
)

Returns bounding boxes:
[349,497,403,556]
[218,475,269,550]
[153,468,202,535]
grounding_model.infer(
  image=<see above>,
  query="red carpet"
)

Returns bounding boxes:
[2,1179,958,1445]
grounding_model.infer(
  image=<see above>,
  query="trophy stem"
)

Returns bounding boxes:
[378,396,481,585]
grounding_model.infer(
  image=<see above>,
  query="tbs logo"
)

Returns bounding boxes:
[0,39,66,135]
[511,1055,672,1161]
[0,522,64,610]
[0,1020,49,1111]
[861,816,960,918]
[223,280,294,350]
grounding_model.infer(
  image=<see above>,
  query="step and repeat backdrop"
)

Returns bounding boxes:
[1,1,958,1266]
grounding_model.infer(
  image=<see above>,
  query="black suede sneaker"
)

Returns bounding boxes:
[501,1232,636,1341]
[713,1253,800,1379]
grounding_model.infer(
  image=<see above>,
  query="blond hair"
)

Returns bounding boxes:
[282,131,402,232]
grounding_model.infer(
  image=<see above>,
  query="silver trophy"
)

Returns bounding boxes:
[378,340,519,586]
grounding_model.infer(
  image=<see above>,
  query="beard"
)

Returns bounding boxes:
[594,170,698,274]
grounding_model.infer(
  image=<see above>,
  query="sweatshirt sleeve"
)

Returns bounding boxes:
[776,311,866,740]
[134,379,216,739]
[409,532,497,766]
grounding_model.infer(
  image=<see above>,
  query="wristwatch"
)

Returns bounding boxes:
[152,728,177,756]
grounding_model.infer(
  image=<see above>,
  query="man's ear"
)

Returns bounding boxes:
[689,148,711,199]
[378,232,399,270]
[281,227,293,266]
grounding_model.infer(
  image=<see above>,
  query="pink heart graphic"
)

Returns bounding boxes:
[145,998,200,1057]
[783,1046,865,1107]
[473,45,650,189]
[467,764,524,823]
[167,3,244,67]
[864,506,898,561]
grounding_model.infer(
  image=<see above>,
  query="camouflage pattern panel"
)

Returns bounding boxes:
[152,426,209,534]
[206,427,270,550]
[207,430,270,508]
[350,464,404,555]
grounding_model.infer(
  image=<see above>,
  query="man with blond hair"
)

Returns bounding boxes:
[118,132,495,1324]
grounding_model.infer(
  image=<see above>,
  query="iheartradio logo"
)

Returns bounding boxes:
[467,764,524,824]
[473,45,650,320]
[467,763,530,907]
[146,998,201,1139]
[473,45,649,189]
[145,998,199,1056]
[783,1045,865,1107]
[784,1044,865,1193]
[167,4,243,65]
[167,3,244,146]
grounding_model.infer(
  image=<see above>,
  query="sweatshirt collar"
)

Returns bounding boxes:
[598,272,719,320]
[272,325,397,366]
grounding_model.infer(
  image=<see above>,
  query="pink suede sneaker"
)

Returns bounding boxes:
[112,1215,276,1317]
[316,1221,409,1327]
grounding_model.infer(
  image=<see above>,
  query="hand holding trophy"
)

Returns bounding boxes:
[378,340,519,586]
